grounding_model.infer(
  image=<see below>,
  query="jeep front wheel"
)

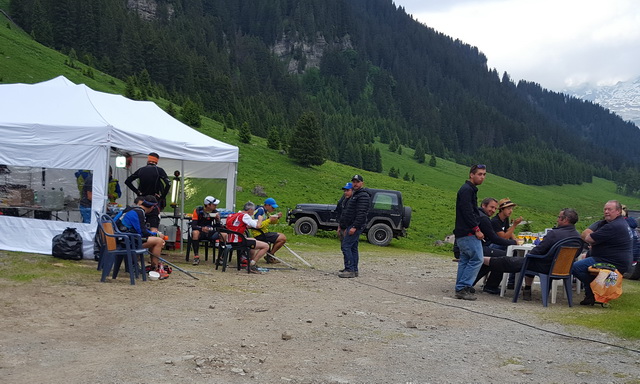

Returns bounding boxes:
[367,223,393,246]
[294,217,318,236]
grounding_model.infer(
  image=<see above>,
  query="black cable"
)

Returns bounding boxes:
[312,266,640,355]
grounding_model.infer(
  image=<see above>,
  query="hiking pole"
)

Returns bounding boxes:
[157,256,199,280]
[266,252,297,270]
[283,244,313,268]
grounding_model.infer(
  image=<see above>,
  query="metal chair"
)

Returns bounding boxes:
[214,228,252,273]
[95,212,146,285]
[513,237,584,306]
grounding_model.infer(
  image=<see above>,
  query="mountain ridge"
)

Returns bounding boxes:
[564,76,640,128]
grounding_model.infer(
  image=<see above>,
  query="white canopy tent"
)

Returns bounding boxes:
[0,76,238,258]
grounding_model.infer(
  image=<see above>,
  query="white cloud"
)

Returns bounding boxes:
[394,0,640,90]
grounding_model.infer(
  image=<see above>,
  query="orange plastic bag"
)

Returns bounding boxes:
[589,267,623,303]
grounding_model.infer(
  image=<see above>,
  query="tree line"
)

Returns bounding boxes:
[8,0,640,193]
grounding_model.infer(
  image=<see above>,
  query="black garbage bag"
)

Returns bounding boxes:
[52,227,83,260]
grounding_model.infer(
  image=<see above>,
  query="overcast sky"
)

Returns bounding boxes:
[393,0,640,91]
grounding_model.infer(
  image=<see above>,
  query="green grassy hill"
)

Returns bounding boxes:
[2,11,639,255]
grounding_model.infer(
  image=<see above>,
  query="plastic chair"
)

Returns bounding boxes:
[95,212,147,285]
[513,237,584,307]
[214,228,252,273]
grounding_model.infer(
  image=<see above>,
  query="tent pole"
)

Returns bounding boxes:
[180,161,185,255]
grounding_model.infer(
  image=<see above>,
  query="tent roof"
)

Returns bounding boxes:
[0,76,238,164]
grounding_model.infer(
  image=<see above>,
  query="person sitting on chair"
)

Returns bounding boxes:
[572,200,633,305]
[481,208,580,300]
[117,195,166,277]
[226,201,270,274]
[190,196,223,266]
[252,197,286,264]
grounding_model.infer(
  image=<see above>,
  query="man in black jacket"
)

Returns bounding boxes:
[336,182,353,241]
[453,164,486,300]
[338,175,370,278]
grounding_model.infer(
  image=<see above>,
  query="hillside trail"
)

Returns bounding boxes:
[1,247,638,384]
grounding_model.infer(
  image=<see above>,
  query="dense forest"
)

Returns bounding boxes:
[7,0,640,193]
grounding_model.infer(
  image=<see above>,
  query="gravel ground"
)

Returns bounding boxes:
[1,247,639,384]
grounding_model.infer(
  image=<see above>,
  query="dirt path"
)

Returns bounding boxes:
[0,248,638,383]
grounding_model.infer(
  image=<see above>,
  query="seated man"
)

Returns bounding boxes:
[116,195,167,278]
[226,201,270,274]
[473,197,517,294]
[252,197,286,264]
[482,208,580,300]
[572,200,633,305]
[190,196,222,266]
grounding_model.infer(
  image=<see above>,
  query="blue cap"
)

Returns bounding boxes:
[342,182,353,190]
[264,197,278,208]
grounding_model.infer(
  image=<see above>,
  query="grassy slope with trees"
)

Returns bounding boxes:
[2,15,639,256]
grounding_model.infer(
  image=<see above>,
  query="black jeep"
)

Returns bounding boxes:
[286,189,411,246]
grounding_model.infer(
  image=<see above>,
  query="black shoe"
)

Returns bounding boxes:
[338,271,356,278]
[522,288,532,301]
[482,286,500,295]
[580,296,595,306]
[468,287,476,293]
[455,287,477,300]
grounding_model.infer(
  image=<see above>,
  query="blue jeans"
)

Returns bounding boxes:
[341,226,363,272]
[455,235,483,291]
[571,256,597,294]
[80,206,92,224]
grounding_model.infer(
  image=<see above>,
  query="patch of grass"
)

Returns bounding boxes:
[501,357,522,366]
[0,251,96,284]
[548,280,640,340]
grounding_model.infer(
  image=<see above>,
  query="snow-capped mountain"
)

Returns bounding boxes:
[563,77,640,128]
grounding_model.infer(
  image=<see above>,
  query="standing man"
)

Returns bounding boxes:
[453,164,486,300]
[572,200,633,305]
[124,152,170,231]
[338,175,370,278]
[190,196,222,266]
[336,182,353,241]
[78,172,93,224]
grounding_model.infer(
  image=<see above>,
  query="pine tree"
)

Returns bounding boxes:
[267,126,280,150]
[288,112,325,167]
[403,172,410,181]
[389,139,397,152]
[165,103,176,117]
[414,142,425,163]
[374,148,383,173]
[182,99,202,127]
[429,154,437,167]
[397,145,402,155]
[224,112,236,130]
[239,121,252,144]
[125,76,136,100]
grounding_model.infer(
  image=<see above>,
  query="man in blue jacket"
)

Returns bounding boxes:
[338,175,370,278]
[453,164,487,300]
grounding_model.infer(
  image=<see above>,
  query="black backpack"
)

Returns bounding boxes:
[52,227,83,260]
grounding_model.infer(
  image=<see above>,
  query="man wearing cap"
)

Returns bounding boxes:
[124,152,171,231]
[492,198,523,245]
[453,164,486,300]
[252,197,287,263]
[336,182,353,240]
[190,196,222,266]
[338,175,370,278]
[117,195,166,277]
